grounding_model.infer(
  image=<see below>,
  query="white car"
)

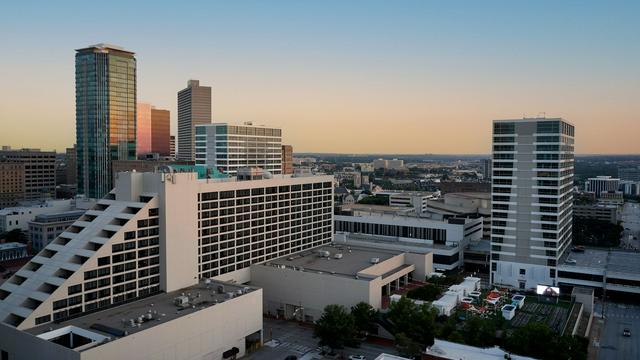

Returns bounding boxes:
[349,356,366,360]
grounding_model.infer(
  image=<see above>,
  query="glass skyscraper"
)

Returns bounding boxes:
[76,44,136,199]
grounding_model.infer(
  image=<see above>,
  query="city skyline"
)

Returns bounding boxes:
[1,1,639,155]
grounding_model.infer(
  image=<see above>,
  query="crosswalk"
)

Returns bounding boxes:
[279,342,314,354]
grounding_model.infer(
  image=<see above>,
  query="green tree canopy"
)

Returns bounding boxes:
[351,302,378,336]
[313,304,358,351]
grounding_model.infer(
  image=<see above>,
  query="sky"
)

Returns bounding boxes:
[0,0,639,154]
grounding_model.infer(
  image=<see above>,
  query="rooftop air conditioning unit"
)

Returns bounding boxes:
[174,295,189,307]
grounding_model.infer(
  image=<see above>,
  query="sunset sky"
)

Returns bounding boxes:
[0,1,638,154]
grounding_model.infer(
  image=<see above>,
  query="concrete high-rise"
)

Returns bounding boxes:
[0,169,332,330]
[177,80,212,161]
[136,103,170,156]
[490,118,575,290]
[76,44,137,199]
[195,122,282,175]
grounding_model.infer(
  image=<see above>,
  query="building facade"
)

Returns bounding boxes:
[482,158,492,181]
[136,103,171,156]
[65,146,77,185]
[490,118,575,290]
[195,123,283,176]
[0,148,56,201]
[281,144,293,174]
[335,210,482,271]
[169,135,175,159]
[0,161,25,209]
[573,203,618,224]
[0,200,76,233]
[28,210,85,251]
[584,176,620,197]
[76,44,137,199]
[177,80,212,161]
[0,170,332,330]
[618,166,640,182]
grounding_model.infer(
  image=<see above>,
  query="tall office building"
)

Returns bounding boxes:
[195,123,282,175]
[65,146,77,185]
[136,103,170,156]
[0,147,56,201]
[482,158,492,181]
[0,169,332,330]
[75,44,136,199]
[177,80,212,161]
[490,118,575,290]
[282,145,293,174]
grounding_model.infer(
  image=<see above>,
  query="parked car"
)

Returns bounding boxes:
[348,356,366,360]
[623,328,631,337]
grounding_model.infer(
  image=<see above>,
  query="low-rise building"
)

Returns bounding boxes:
[335,206,483,271]
[424,339,536,360]
[250,244,432,321]
[557,248,640,296]
[0,242,28,261]
[0,280,262,360]
[0,200,76,233]
[598,191,624,205]
[425,192,491,238]
[385,191,438,214]
[573,203,618,224]
[28,210,85,250]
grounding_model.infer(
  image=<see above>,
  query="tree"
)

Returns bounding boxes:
[314,305,358,352]
[406,284,441,302]
[351,302,378,337]
[387,296,419,333]
[447,331,465,344]
[387,297,437,348]
[394,332,422,360]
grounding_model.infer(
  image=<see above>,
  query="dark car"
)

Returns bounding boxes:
[623,328,631,337]
[284,356,298,360]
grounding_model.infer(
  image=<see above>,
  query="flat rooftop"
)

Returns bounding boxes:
[26,280,257,347]
[264,244,403,279]
[561,248,640,275]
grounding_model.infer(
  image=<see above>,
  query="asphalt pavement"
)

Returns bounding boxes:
[595,302,640,360]
[247,318,398,360]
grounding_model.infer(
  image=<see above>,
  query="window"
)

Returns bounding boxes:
[519,269,526,275]
[35,314,51,325]
[98,256,110,266]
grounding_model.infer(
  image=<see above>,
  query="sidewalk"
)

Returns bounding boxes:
[587,316,604,360]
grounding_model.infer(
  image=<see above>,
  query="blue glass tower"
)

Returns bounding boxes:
[76,44,136,199]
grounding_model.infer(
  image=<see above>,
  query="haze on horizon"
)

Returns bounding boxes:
[0,1,638,155]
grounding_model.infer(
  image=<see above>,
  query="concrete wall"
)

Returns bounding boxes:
[250,265,373,321]
[0,323,80,360]
[81,289,262,360]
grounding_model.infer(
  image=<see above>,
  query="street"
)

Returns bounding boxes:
[595,302,640,360]
[247,318,398,360]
